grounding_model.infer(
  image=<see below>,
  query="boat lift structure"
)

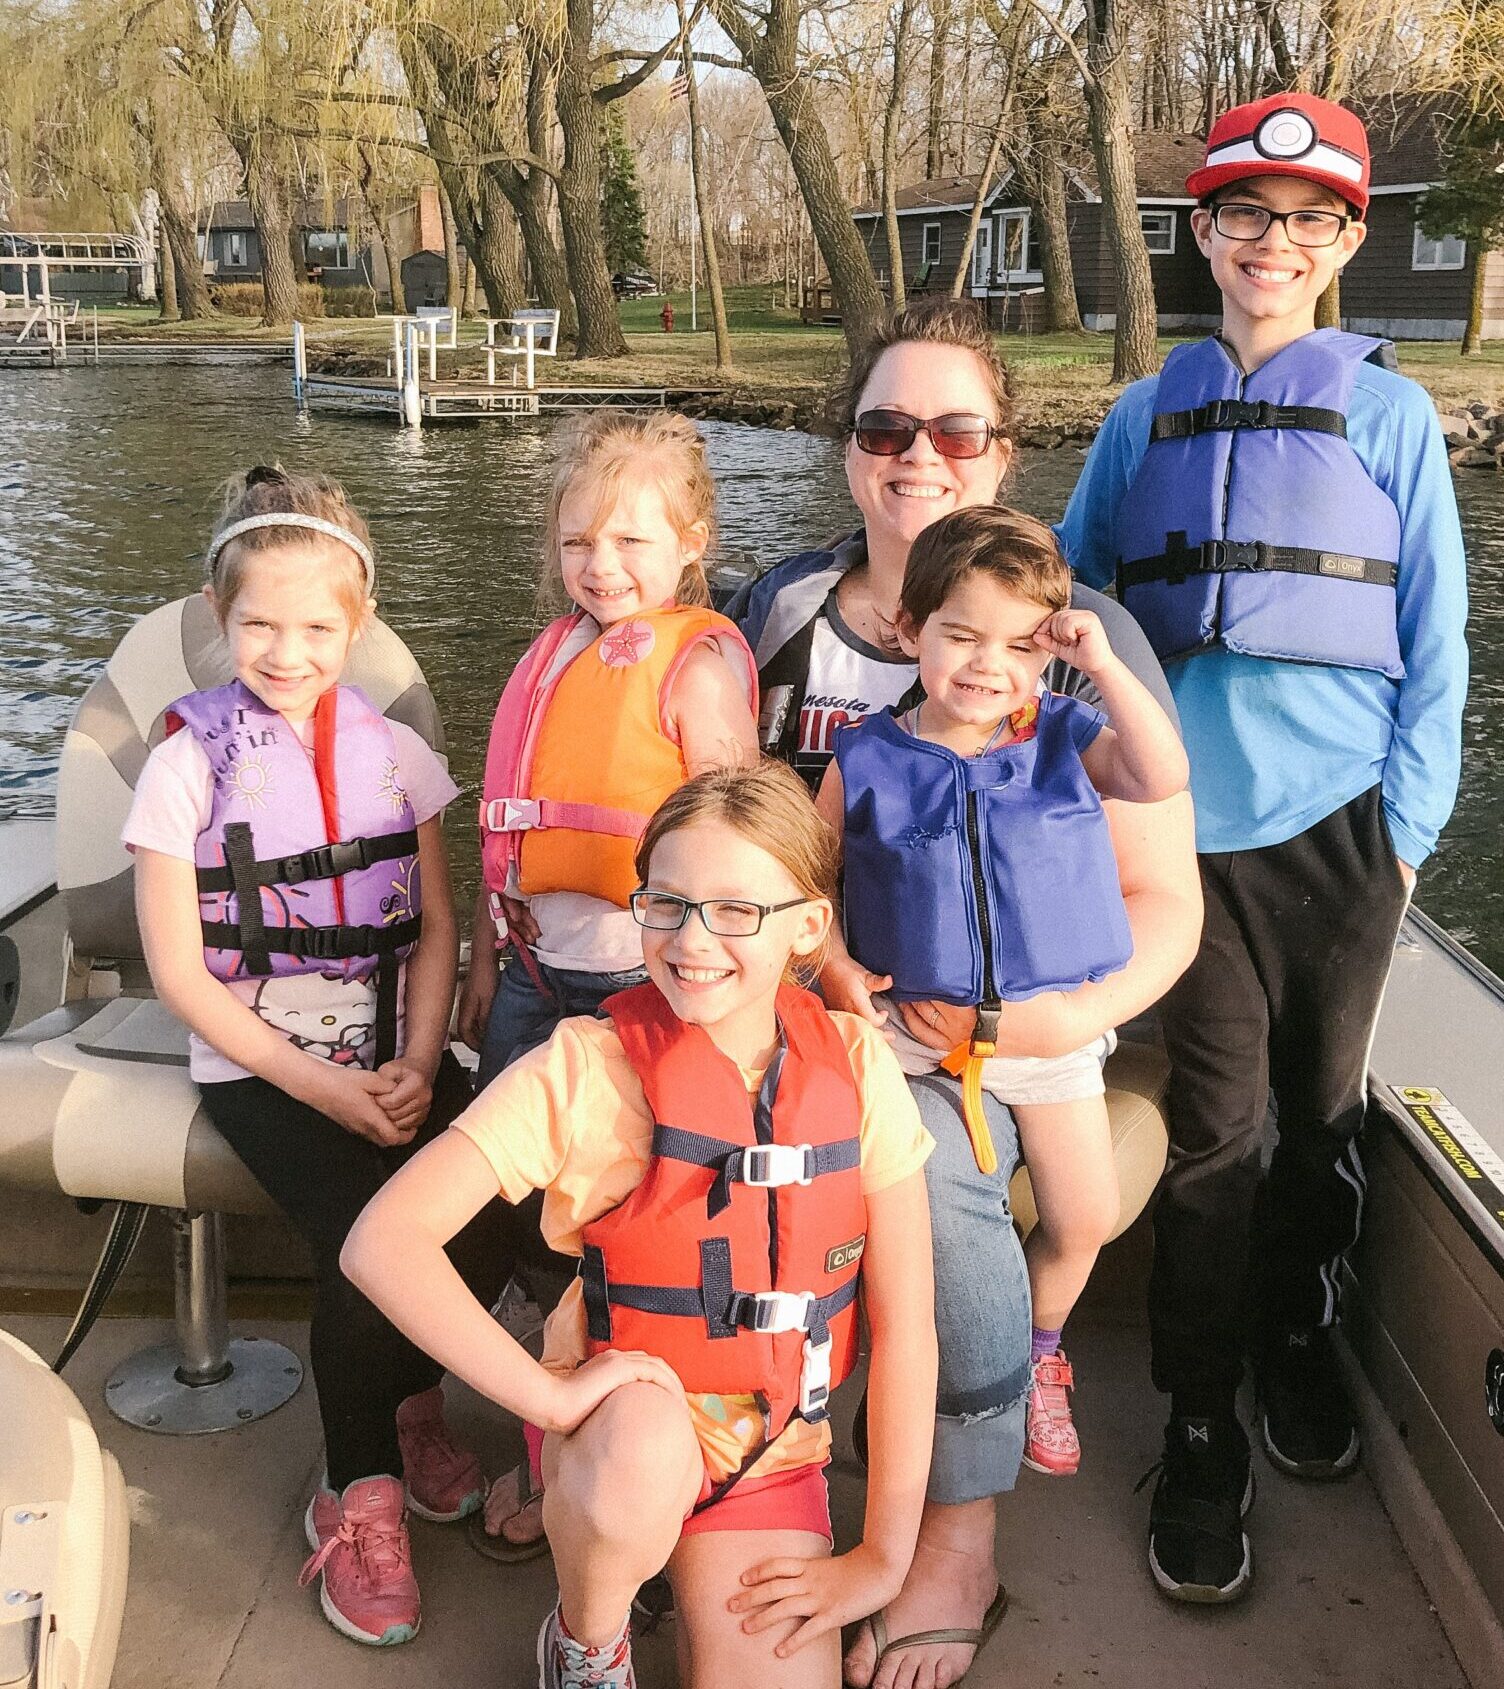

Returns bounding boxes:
[292,310,678,429]
[1,231,148,367]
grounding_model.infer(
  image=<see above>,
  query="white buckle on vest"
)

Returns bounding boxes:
[488,891,510,944]
[799,1336,833,1420]
[747,1289,814,1334]
[742,1143,815,1188]
[484,796,543,833]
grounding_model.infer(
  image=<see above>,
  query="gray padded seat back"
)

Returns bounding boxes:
[56,593,444,964]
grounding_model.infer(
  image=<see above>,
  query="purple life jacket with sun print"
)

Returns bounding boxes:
[167,680,421,1066]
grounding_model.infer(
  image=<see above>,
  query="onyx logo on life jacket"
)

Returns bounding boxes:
[825,1235,865,1274]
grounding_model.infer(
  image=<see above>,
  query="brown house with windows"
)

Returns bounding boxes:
[846,110,1500,341]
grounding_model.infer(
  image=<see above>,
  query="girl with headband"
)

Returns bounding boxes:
[125,465,508,1646]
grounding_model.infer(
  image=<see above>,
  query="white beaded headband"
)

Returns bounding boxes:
[206,513,376,593]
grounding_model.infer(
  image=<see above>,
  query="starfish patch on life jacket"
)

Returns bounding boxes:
[599,618,657,667]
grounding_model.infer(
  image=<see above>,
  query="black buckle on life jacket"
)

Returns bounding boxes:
[279,837,372,886]
[1203,540,1270,573]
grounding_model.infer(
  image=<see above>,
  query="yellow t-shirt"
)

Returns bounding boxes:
[454,1010,932,1481]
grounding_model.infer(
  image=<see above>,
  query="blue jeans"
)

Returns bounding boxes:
[912,1074,1032,1504]
[475,956,648,1092]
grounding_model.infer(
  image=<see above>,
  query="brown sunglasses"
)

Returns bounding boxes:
[853,409,1003,460]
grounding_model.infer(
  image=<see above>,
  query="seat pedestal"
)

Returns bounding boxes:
[103,1212,302,1434]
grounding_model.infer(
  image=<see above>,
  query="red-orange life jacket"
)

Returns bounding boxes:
[581,981,866,1447]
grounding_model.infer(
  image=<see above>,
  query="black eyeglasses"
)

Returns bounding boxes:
[629,889,813,937]
[853,409,1002,460]
[1207,203,1351,248]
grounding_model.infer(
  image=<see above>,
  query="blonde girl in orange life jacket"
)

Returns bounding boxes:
[457,410,760,1082]
[344,762,938,1689]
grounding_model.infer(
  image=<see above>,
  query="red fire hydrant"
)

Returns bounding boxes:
[660,301,675,333]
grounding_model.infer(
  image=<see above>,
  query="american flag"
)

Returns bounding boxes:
[669,73,691,101]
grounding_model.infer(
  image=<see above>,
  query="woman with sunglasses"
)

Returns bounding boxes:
[730,298,1202,1686]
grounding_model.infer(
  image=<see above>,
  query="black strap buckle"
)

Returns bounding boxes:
[282,838,371,885]
[1210,540,1268,572]
[295,927,347,961]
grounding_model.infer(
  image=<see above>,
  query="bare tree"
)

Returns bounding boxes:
[676,0,733,368]
[705,0,885,346]
[881,0,921,309]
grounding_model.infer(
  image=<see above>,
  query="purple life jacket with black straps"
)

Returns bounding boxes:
[834,697,1132,1008]
[1114,330,1403,678]
[168,680,422,1067]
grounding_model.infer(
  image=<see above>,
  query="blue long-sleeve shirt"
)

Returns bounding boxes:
[1057,355,1468,866]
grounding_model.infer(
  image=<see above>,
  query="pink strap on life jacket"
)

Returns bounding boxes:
[481,796,649,840]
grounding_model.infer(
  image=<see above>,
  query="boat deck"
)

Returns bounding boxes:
[0,1279,1469,1689]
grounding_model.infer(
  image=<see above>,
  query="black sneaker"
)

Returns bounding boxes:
[1144,1414,1255,1604]
[1258,1326,1360,1479]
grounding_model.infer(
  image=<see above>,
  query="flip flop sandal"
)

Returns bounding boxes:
[466,1457,550,1564]
[867,1584,1009,1687]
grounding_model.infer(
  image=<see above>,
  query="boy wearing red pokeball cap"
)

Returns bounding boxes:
[1059,93,1468,1605]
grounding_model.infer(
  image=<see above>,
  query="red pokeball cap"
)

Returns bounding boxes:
[1185,93,1370,215]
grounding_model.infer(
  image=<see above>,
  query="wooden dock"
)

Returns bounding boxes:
[292,319,708,430]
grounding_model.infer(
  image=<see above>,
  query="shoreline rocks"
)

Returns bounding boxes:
[1438,403,1504,471]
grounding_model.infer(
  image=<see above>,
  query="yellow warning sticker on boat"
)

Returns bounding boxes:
[1390,1086,1504,1226]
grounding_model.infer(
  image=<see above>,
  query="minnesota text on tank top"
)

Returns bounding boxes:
[795,594,916,772]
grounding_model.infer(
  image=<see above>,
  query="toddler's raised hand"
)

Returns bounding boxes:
[1034,608,1114,675]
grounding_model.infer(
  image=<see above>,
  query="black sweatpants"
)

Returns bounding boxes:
[1148,785,1411,1406]
[199,1053,511,1490]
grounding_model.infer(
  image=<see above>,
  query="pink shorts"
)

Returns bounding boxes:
[680,1460,832,1542]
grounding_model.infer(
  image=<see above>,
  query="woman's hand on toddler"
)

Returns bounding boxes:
[308,1064,411,1146]
[375,1058,433,1133]
[898,998,976,1053]
[538,1349,685,1436]
[730,1541,906,1658]
[819,951,891,1030]
[1033,607,1115,676]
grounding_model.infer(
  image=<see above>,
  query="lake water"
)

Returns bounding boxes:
[3,363,1500,969]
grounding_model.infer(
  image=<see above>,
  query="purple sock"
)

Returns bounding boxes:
[1031,1325,1063,1364]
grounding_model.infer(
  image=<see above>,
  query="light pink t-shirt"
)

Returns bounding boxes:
[123,714,458,1084]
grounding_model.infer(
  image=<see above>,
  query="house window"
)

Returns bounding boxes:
[921,222,942,267]
[1140,209,1176,254]
[997,210,1042,280]
[304,229,349,269]
[1412,224,1466,271]
[227,232,245,268]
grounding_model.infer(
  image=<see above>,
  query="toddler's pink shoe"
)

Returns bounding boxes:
[397,1384,485,1521]
[537,1602,636,1689]
[1022,1350,1082,1476]
[300,1474,419,1646]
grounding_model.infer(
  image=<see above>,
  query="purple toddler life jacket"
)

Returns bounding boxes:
[1114,330,1403,678]
[168,680,422,1067]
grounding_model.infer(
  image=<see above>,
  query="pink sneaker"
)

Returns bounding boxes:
[1022,1350,1082,1476]
[299,1475,419,1646]
[537,1602,636,1689]
[397,1385,485,1522]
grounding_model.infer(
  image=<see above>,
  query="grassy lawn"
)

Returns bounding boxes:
[87,286,1504,422]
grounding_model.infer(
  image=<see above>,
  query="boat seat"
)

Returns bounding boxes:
[1010,1036,1169,1244]
[0,1328,129,1689]
[0,590,445,1429]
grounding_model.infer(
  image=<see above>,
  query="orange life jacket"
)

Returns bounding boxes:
[581,981,866,1447]
[480,606,757,912]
